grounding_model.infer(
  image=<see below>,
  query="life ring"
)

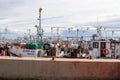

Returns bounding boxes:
[102,49,109,55]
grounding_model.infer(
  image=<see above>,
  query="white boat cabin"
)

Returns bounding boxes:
[92,40,120,59]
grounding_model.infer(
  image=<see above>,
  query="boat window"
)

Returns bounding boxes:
[101,42,106,48]
[93,42,99,48]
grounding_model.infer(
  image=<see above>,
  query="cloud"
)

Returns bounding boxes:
[1,0,120,39]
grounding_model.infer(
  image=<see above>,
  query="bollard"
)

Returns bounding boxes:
[52,56,55,60]
[89,55,92,59]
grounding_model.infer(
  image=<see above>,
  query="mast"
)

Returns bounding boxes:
[37,8,43,48]
[39,8,42,35]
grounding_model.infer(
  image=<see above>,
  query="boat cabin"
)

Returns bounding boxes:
[92,40,120,59]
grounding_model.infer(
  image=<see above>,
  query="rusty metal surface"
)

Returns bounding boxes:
[0,57,120,80]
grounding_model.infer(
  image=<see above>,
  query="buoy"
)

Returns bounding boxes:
[102,49,109,55]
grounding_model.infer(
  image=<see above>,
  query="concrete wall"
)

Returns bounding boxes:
[0,57,120,80]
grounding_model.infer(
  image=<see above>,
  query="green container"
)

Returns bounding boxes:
[26,42,38,49]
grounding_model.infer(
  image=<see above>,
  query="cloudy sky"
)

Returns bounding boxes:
[0,0,120,38]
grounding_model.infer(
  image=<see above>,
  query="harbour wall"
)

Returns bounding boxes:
[0,57,120,80]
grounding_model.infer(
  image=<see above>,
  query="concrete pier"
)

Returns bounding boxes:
[0,57,120,80]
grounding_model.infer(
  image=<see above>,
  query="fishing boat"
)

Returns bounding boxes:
[91,39,120,59]
[9,8,44,57]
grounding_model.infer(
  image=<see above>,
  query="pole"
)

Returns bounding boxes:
[39,8,42,35]
[57,28,59,38]
[57,27,59,43]
[77,29,79,43]
[28,29,31,42]
[37,8,42,48]
[51,27,53,42]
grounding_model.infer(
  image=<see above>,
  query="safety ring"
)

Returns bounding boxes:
[102,49,109,55]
